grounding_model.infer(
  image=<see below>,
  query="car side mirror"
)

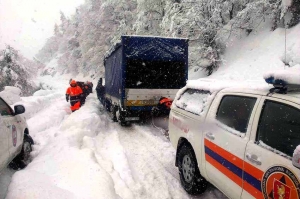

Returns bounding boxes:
[292,148,300,169]
[14,105,25,115]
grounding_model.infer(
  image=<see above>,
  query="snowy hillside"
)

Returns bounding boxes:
[35,0,299,79]
[190,22,300,81]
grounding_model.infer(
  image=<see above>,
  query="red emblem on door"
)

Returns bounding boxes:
[12,125,17,147]
[273,179,291,199]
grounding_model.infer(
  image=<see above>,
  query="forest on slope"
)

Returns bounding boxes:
[0,46,43,96]
[34,0,300,78]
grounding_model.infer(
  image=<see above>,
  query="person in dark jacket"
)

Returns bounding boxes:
[86,81,93,94]
[81,82,90,105]
[96,78,105,105]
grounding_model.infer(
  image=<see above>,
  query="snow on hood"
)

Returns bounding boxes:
[185,78,234,93]
[0,86,22,105]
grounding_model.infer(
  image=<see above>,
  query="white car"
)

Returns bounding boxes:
[0,96,33,172]
[169,78,300,199]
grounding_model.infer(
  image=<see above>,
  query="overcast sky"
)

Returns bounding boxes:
[0,0,85,59]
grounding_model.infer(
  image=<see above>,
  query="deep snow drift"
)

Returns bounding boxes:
[1,75,225,199]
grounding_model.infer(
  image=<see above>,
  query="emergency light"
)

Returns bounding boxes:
[265,76,287,87]
[264,76,300,93]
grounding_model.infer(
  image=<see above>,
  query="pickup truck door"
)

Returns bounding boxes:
[0,98,19,157]
[242,97,300,199]
[0,115,9,171]
[204,93,260,199]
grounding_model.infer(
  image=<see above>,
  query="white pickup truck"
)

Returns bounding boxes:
[169,79,300,199]
[0,96,34,172]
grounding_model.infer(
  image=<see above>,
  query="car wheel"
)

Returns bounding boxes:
[178,144,207,195]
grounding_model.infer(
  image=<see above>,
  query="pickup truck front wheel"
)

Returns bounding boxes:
[178,144,207,195]
[9,134,34,170]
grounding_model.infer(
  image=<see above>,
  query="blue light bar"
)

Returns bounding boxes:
[265,76,287,87]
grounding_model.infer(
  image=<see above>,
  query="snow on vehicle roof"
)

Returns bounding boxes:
[122,35,188,40]
[264,64,300,85]
[183,65,300,98]
[176,78,270,98]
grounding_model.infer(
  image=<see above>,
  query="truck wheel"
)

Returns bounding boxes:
[178,144,207,195]
[111,105,118,122]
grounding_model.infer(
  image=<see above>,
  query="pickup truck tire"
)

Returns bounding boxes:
[178,144,207,195]
[9,134,33,170]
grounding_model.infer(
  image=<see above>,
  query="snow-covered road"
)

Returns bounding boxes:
[1,76,226,199]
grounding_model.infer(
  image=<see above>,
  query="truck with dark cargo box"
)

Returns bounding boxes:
[103,35,188,124]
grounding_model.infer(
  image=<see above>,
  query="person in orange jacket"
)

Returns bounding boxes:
[66,80,83,112]
[152,97,173,116]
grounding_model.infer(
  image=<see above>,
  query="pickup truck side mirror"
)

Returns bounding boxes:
[292,149,300,169]
[14,105,25,115]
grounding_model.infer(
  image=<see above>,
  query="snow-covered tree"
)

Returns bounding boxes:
[36,0,287,77]
[0,46,43,95]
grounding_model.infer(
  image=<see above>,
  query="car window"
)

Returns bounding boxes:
[175,89,210,115]
[257,100,300,157]
[216,95,256,133]
[0,98,13,116]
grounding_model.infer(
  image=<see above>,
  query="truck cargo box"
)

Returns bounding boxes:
[103,35,188,124]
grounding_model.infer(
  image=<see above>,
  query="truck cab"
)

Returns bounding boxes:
[169,79,300,199]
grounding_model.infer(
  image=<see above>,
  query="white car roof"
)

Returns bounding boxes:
[181,78,300,105]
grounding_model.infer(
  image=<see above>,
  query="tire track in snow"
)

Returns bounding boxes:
[89,112,189,199]
[90,114,226,199]
[117,125,189,199]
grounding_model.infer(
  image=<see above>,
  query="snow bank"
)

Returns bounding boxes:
[33,89,56,96]
[20,91,64,120]
[6,94,119,199]
[6,89,198,199]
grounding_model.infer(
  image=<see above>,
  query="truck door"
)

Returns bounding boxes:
[204,93,260,199]
[0,98,19,157]
[242,97,300,199]
[0,115,9,171]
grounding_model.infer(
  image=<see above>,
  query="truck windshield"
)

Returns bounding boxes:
[125,59,186,89]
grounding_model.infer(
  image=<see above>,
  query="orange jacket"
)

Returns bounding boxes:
[159,97,173,109]
[66,86,83,96]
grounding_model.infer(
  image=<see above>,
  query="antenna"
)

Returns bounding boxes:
[285,22,287,69]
